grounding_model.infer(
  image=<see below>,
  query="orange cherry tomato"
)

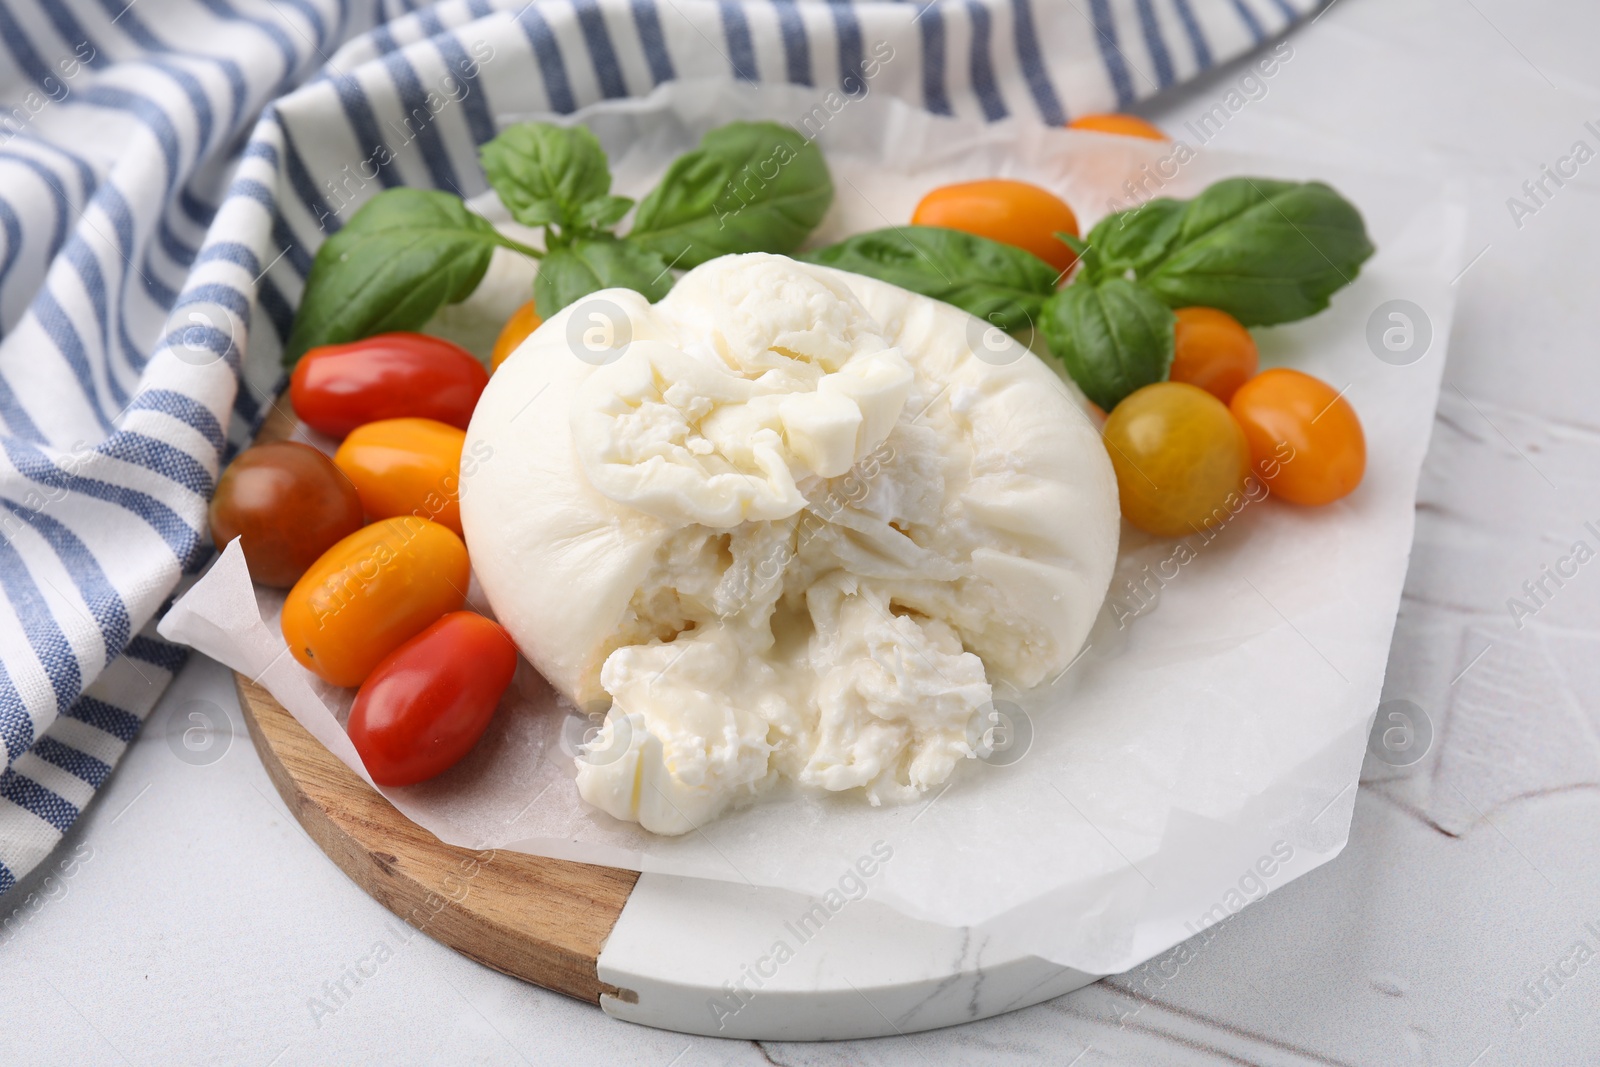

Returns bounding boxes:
[290,332,488,438]
[1229,368,1365,507]
[491,300,542,372]
[333,417,466,536]
[208,442,364,588]
[1102,382,1251,538]
[911,179,1080,274]
[348,612,519,786]
[281,517,470,687]
[1068,113,1167,141]
[1169,307,1259,404]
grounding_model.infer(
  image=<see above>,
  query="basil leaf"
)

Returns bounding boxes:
[1080,198,1187,282]
[534,237,675,319]
[285,189,504,365]
[481,123,614,230]
[630,121,833,268]
[803,226,1057,332]
[1140,179,1375,326]
[575,195,634,231]
[1039,278,1174,411]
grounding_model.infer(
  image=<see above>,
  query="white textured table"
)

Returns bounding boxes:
[6,0,1600,1062]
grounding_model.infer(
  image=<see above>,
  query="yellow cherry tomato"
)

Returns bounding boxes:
[281,517,470,687]
[1067,113,1168,141]
[1170,307,1259,403]
[491,300,542,371]
[1103,382,1251,538]
[911,179,1080,274]
[1229,368,1366,506]
[334,417,466,536]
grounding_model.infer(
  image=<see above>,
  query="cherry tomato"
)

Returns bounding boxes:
[333,417,466,536]
[290,332,488,438]
[1169,307,1259,403]
[208,442,364,588]
[491,300,542,372]
[347,612,519,786]
[1229,368,1365,507]
[281,517,470,687]
[1067,113,1167,141]
[1103,382,1251,538]
[911,179,1080,274]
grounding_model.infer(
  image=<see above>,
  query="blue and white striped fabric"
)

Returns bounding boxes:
[0,0,1321,893]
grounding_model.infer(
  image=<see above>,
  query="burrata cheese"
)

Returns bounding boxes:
[461,253,1117,834]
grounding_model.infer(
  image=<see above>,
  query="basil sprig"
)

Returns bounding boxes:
[1038,178,1372,407]
[802,226,1058,332]
[1080,179,1376,327]
[285,120,835,365]
[806,177,1373,411]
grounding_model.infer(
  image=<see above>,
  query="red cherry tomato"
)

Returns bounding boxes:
[347,611,519,786]
[290,332,489,438]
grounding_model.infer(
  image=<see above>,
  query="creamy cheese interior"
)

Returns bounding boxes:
[461,254,1118,834]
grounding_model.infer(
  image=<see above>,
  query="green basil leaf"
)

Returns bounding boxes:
[1081,198,1187,282]
[1039,278,1174,411]
[1056,231,1102,282]
[534,237,676,319]
[629,121,833,267]
[285,189,503,365]
[1140,179,1375,326]
[575,194,634,231]
[803,225,1057,332]
[481,123,614,230]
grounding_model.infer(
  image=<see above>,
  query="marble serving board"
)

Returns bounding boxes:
[235,670,1097,1040]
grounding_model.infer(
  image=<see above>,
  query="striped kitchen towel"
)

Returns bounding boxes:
[0,0,1322,895]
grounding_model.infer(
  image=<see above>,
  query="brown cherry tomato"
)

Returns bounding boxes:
[1067,113,1167,141]
[491,300,542,372]
[208,442,363,588]
[290,332,488,438]
[347,612,519,786]
[1229,368,1366,507]
[281,517,470,687]
[333,417,466,536]
[1169,307,1259,404]
[911,179,1080,274]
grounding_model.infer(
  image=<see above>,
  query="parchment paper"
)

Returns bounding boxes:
[159,81,1465,975]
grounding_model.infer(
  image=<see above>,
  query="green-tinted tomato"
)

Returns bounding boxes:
[1102,381,1251,538]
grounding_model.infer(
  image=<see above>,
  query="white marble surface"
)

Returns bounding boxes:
[598,873,1097,1040]
[7,0,1600,1063]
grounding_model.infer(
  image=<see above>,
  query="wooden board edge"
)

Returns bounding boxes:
[234,673,641,1004]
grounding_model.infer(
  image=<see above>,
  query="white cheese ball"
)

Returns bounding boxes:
[461,254,1117,834]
